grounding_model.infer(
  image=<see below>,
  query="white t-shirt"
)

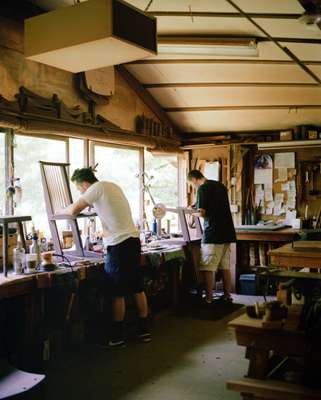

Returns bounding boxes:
[81,181,139,246]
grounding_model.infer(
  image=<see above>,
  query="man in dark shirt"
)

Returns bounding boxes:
[188,170,236,304]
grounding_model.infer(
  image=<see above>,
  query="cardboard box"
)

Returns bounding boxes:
[308,130,318,140]
[280,130,293,141]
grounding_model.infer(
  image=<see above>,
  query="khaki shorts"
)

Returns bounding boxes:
[199,243,230,272]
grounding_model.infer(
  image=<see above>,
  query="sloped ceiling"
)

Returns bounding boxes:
[29,0,321,134]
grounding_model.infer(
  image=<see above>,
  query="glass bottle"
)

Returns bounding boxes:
[29,231,41,266]
[13,241,25,274]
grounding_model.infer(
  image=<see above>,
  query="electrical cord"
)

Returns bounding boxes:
[53,253,74,273]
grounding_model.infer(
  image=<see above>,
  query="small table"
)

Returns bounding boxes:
[268,240,321,269]
[0,216,31,277]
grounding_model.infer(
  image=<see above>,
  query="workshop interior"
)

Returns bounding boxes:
[1,0,321,399]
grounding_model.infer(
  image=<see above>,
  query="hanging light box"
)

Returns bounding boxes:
[24,0,157,73]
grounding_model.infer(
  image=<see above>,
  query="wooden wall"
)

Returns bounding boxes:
[190,145,230,186]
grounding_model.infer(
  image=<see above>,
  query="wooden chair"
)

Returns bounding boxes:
[39,161,98,261]
[0,359,45,399]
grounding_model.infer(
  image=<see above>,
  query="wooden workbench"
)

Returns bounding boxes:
[236,227,300,242]
[228,309,321,399]
[234,228,300,293]
[268,240,321,269]
[0,245,185,299]
[0,245,185,370]
[228,311,306,380]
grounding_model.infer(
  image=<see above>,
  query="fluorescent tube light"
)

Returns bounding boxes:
[258,140,321,150]
[158,40,258,57]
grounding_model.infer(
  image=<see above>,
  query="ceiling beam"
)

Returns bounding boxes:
[127,59,321,65]
[224,0,321,85]
[183,130,280,138]
[115,65,181,136]
[144,82,319,89]
[149,11,302,19]
[165,104,321,112]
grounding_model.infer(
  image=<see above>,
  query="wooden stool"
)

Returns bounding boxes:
[0,216,31,277]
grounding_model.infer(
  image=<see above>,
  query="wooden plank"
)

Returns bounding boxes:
[0,216,32,223]
[292,241,321,250]
[269,255,321,268]
[224,0,321,85]
[165,105,321,112]
[236,229,299,242]
[144,82,319,89]
[128,59,321,65]
[269,241,321,268]
[264,270,321,281]
[228,313,303,333]
[227,378,321,400]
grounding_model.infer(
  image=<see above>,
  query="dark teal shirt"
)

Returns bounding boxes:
[196,180,236,244]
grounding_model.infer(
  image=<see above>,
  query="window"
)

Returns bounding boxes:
[91,143,141,224]
[0,131,5,213]
[14,135,67,235]
[144,151,178,232]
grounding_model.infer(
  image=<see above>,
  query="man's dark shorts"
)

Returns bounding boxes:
[104,237,144,297]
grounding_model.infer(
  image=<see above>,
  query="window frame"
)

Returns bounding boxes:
[5,133,90,208]
[0,129,181,231]
[11,133,70,235]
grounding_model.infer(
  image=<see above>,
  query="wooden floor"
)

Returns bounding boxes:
[46,295,272,400]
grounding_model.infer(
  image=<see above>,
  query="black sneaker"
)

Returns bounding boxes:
[107,321,125,348]
[108,338,126,348]
[219,294,233,303]
[137,317,151,343]
[137,330,152,343]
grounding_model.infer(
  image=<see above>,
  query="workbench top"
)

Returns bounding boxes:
[268,240,321,269]
[228,312,302,333]
[0,244,185,299]
[236,227,300,242]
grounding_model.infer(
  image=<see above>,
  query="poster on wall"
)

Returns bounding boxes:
[254,154,273,185]
[274,152,295,169]
[204,161,220,181]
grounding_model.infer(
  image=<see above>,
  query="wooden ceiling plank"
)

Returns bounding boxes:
[128,59,321,65]
[149,11,302,19]
[165,105,321,112]
[224,0,321,85]
[115,64,181,136]
[144,82,319,88]
[183,130,280,138]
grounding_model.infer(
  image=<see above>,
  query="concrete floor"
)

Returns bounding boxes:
[46,295,262,400]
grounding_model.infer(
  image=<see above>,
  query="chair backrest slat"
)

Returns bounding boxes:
[40,162,72,214]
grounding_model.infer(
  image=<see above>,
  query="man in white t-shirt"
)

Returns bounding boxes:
[60,167,150,347]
